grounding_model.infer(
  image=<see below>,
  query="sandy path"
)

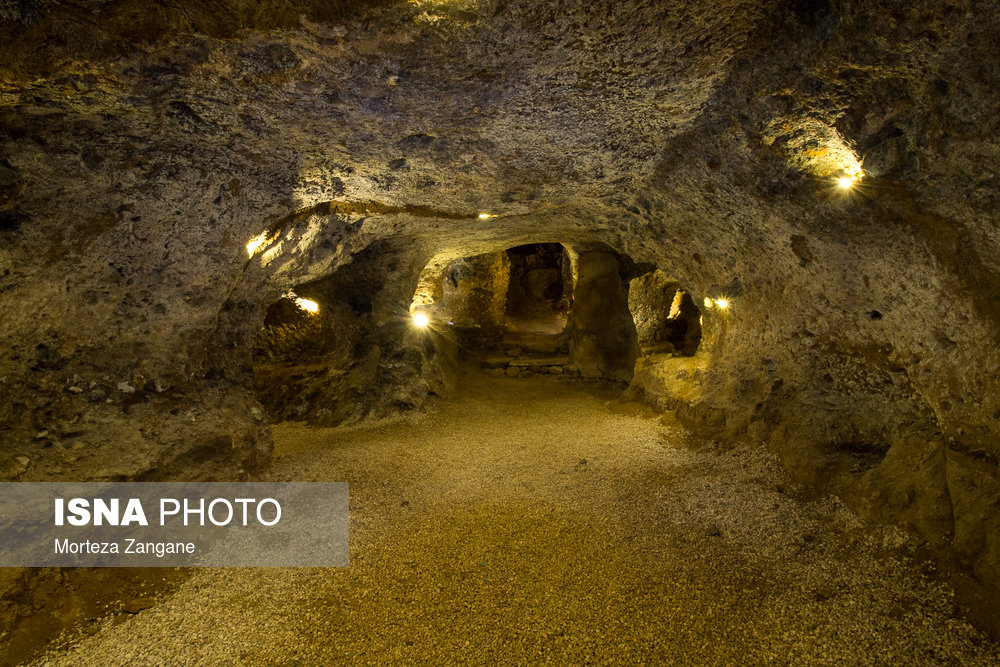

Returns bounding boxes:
[33,372,1000,665]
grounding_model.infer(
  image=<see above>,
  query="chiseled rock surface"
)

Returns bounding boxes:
[0,0,998,628]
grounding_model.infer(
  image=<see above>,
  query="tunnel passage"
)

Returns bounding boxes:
[410,243,708,385]
[624,268,709,413]
[410,244,574,378]
[503,243,573,334]
[252,239,709,427]
[628,269,703,357]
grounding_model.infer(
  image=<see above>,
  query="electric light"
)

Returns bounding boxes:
[246,231,271,257]
[715,298,729,309]
[413,312,430,328]
[837,155,864,190]
[296,298,319,314]
[283,291,319,314]
[704,297,713,309]
[478,213,494,219]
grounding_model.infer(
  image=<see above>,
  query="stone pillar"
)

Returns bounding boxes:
[566,247,640,382]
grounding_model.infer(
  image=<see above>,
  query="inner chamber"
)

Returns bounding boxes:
[409,243,702,384]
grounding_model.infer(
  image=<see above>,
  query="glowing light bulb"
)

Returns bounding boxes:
[283,290,319,314]
[478,213,494,219]
[296,298,319,314]
[715,298,729,309]
[246,231,270,256]
[837,177,854,190]
[413,312,430,328]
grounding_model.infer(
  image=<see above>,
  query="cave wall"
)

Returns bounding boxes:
[0,0,998,621]
[612,1,1000,610]
[628,269,702,354]
[629,271,681,347]
[252,239,456,426]
[436,251,510,339]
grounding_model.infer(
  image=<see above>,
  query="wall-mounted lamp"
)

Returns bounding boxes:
[246,231,271,257]
[283,291,319,314]
[296,298,319,313]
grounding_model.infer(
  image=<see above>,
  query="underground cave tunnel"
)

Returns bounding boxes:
[2,0,1000,664]
[250,239,708,429]
[410,242,705,383]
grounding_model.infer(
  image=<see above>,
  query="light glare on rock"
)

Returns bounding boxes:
[246,232,270,257]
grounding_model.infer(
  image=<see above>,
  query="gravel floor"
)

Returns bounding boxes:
[32,372,1000,665]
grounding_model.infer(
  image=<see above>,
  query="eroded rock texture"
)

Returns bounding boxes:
[252,239,456,426]
[1,0,999,625]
